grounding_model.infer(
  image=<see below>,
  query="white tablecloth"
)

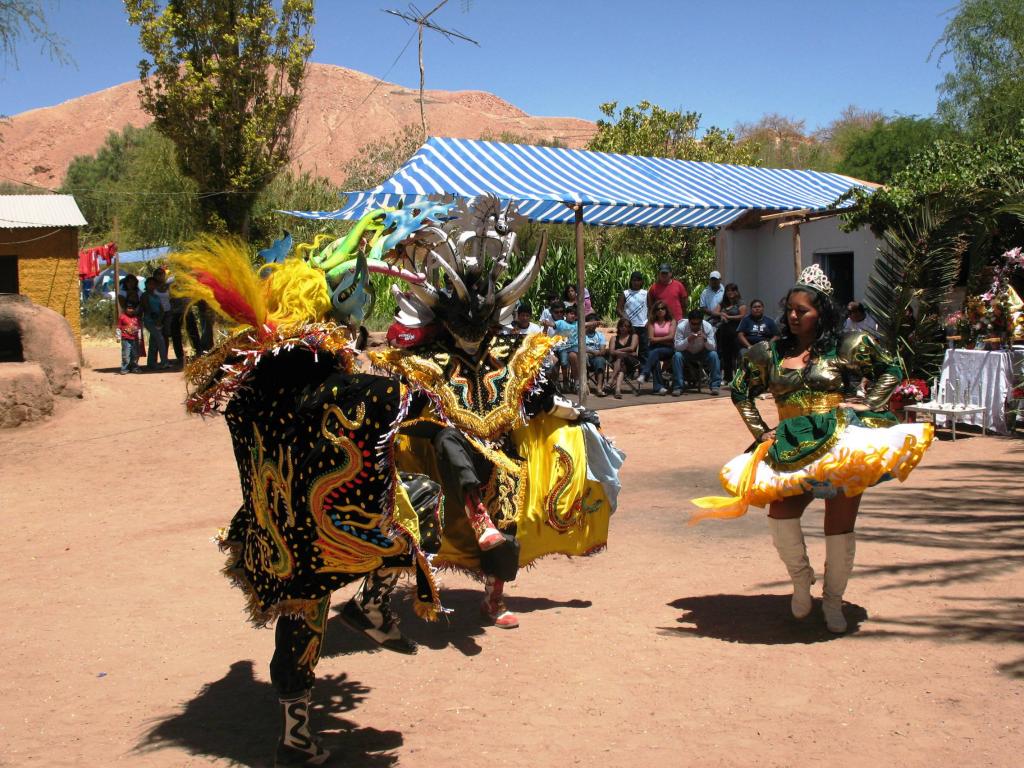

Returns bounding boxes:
[936,349,1022,434]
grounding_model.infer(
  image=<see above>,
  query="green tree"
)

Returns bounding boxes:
[934,0,1024,138]
[124,0,315,237]
[841,134,1024,289]
[59,124,200,249]
[250,168,342,247]
[117,127,201,247]
[837,116,951,184]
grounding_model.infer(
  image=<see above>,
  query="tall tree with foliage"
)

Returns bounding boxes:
[841,133,1024,287]
[934,0,1024,138]
[124,0,314,237]
[837,116,951,184]
[59,125,200,248]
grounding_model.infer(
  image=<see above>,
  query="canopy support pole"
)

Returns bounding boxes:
[574,205,589,405]
[792,223,802,280]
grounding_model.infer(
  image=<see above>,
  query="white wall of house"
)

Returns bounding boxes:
[716,216,880,312]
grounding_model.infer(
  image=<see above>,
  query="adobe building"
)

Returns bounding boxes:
[0,195,88,341]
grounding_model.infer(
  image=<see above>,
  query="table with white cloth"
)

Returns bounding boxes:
[935,348,1024,435]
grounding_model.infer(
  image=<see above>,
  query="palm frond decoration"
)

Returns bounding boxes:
[865,200,965,381]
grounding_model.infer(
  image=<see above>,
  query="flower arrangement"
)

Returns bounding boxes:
[946,248,1024,349]
[890,378,930,412]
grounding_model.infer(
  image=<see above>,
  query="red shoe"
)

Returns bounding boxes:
[481,599,520,629]
[477,527,505,550]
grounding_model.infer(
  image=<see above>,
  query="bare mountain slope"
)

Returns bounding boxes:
[1,62,596,188]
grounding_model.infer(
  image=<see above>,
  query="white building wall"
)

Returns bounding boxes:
[717,217,881,314]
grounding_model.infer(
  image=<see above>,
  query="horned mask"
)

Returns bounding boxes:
[391,195,547,354]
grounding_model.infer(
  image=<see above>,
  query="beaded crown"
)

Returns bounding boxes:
[796,264,834,297]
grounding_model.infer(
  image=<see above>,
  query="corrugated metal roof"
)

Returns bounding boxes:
[0,194,88,229]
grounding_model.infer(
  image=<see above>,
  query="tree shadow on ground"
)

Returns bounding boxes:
[660,594,866,645]
[323,588,592,659]
[853,595,1024,681]
[136,660,400,767]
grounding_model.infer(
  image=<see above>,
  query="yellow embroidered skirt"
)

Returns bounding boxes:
[395,413,613,573]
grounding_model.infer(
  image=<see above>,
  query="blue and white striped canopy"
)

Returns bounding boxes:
[287,137,874,229]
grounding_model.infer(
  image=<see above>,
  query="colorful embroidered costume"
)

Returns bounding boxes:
[367,194,623,628]
[173,235,440,766]
[693,331,934,522]
[691,263,934,636]
[373,331,615,577]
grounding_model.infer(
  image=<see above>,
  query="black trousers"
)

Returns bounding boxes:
[269,595,331,698]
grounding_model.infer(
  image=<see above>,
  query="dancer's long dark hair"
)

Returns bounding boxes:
[777,286,842,358]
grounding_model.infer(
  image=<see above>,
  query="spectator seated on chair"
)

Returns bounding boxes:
[672,309,722,395]
[583,314,609,396]
[606,318,640,398]
[549,303,579,393]
[637,300,675,395]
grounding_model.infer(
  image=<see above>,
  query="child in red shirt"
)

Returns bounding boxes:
[118,304,142,374]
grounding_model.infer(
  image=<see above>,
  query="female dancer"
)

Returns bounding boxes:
[716,282,747,382]
[692,265,933,633]
[604,317,640,398]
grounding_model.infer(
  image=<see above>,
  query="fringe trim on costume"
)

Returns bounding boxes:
[186,323,355,415]
[430,541,608,579]
[216,537,326,628]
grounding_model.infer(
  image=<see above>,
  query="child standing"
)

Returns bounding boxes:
[118,304,142,374]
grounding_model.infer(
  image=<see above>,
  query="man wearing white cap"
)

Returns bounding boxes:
[699,270,726,328]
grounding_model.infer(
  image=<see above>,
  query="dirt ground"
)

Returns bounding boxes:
[1,340,1022,768]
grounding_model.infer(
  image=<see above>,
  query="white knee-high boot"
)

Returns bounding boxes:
[823,532,857,633]
[768,517,815,619]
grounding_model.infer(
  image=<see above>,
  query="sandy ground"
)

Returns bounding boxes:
[1,340,1022,768]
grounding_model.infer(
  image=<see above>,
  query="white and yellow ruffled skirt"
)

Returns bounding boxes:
[691,408,934,523]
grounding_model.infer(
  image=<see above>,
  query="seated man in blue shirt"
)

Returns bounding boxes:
[672,309,723,395]
[736,298,781,352]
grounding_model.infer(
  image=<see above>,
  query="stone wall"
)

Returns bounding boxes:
[0,227,81,341]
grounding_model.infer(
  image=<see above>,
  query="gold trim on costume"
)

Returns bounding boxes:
[769,409,849,471]
[775,392,844,421]
[370,333,555,442]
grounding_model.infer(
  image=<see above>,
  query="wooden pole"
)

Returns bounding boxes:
[418,24,427,141]
[574,205,588,405]
[792,223,802,281]
[112,215,121,324]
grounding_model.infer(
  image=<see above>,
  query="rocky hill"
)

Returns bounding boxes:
[1,62,596,188]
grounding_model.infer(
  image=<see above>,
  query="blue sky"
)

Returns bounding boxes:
[2,0,956,133]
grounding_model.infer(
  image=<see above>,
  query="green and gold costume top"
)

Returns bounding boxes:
[730,331,903,440]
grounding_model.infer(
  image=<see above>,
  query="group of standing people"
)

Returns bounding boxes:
[115,267,213,374]
[616,265,781,397]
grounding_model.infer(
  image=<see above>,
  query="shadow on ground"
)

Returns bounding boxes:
[747,454,1024,676]
[661,593,866,645]
[136,660,400,767]
[323,588,592,659]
